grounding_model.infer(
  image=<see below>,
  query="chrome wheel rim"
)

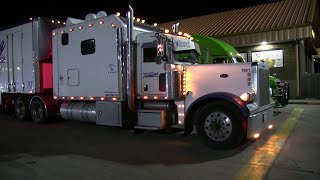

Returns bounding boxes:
[32,103,43,122]
[16,101,25,118]
[204,112,232,141]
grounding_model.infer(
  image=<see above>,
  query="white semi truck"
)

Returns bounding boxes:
[0,6,274,149]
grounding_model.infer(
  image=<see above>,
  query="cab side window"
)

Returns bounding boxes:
[142,43,157,63]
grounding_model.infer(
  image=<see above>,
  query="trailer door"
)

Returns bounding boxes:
[8,31,24,93]
[0,36,9,98]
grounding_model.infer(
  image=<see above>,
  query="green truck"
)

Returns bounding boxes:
[192,34,289,107]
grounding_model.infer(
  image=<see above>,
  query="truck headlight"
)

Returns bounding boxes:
[240,92,256,103]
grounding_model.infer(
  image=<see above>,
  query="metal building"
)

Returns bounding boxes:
[160,0,320,98]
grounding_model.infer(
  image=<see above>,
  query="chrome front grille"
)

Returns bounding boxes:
[259,68,270,106]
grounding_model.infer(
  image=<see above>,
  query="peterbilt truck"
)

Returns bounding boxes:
[0,7,273,149]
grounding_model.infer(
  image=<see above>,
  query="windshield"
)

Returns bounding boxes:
[172,50,200,64]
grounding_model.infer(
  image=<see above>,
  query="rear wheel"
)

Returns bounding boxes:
[14,96,30,121]
[30,97,47,123]
[196,101,246,149]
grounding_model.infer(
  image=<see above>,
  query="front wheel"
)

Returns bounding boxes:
[196,101,246,149]
[30,97,47,123]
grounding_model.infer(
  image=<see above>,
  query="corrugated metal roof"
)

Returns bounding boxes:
[159,0,317,38]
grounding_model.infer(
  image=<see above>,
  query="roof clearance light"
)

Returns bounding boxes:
[143,96,148,99]
[268,124,273,129]
[153,96,158,99]
[63,22,66,25]
[178,32,183,36]
[141,20,145,23]
[261,41,267,45]
[190,37,194,40]
[99,21,104,25]
[116,12,120,16]
[100,97,105,101]
[90,97,94,100]
[89,23,93,27]
[53,96,58,100]
[29,17,33,21]
[61,31,65,34]
[80,97,84,100]
[70,96,75,100]
[137,18,141,22]
[58,21,61,24]
[70,28,74,32]
[133,17,135,20]
[52,20,55,23]
[112,97,117,101]
[153,23,157,27]
[52,32,57,36]
[183,33,188,37]
[79,26,83,30]
[111,23,116,28]
[164,29,170,33]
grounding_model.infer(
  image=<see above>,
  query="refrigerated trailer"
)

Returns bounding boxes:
[0,7,274,149]
[0,18,63,121]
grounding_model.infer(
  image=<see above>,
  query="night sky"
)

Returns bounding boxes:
[0,0,290,29]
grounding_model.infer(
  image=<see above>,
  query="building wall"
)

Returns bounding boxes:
[235,41,299,98]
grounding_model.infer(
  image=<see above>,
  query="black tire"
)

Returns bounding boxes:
[14,96,30,121]
[30,97,47,123]
[196,101,246,149]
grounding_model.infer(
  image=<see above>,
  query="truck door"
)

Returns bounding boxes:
[138,42,166,97]
[8,32,24,93]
